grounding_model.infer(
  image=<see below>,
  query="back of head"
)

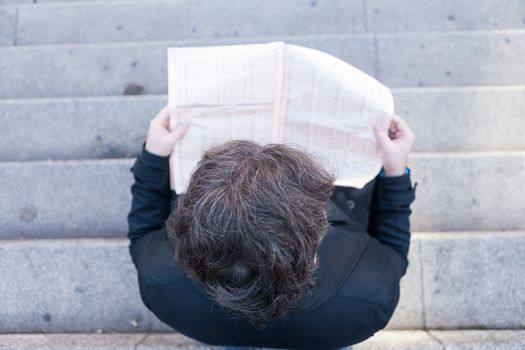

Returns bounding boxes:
[166,140,335,329]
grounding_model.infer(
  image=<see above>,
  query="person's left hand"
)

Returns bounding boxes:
[145,105,190,157]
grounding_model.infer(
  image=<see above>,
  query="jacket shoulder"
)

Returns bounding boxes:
[337,236,404,313]
[131,227,189,287]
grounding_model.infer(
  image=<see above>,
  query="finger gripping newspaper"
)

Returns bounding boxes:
[167,41,394,194]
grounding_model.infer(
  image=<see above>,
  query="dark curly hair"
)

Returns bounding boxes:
[165,140,335,329]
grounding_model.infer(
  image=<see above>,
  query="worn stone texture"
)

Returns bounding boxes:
[17,1,187,45]
[185,0,365,39]
[0,233,524,332]
[2,0,525,338]
[0,96,165,161]
[420,232,525,329]
[1,153,525,238]
[1,30,522,99]
[377,31,525,87]
[367,0,525,32]
[0,159,134,239]
[16,0,364,45]
[0,333,216,349]
[0,5,16,46]
[139,333,217,349]
[0,0,31,4]
[36,0,145,2]
[2,86,523,162]
[0,43,169,99]
[0,331,524,349]
[409,152,525,232]
[0,36,374,99]
[0,239,154,332]
[0,236,421,332]
[429,330,525,350]
[385,238,423,329]
[394,86,525,152]
[353,330,441,350]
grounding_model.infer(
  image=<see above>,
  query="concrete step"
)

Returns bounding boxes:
[0,30,524,98]
[0,330,524,350]
[0,152,524,239]
[12,0,365,46]
[0,37,373,99]
[1,0,146,3]
[376,30,525,88]
[0,96,158,162]
[0,5,16,45]
[367,0,525,33]
[362,330,525,350]
[1,87,524,162]
[0,233,523,332]
[395,86,525,152]
[2,0,524,47]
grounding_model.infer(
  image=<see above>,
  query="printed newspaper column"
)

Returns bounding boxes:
[167,41,393,194]
[167,42,284,193]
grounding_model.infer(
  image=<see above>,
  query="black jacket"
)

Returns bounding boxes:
[127,142,416,350]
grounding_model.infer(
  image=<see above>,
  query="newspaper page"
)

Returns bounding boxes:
[167,41,394,194]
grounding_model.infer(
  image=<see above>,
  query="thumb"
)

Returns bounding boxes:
[167,122,190,144]
[373,123,392,148]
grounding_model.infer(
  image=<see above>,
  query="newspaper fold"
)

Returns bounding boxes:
[167,41,394,194]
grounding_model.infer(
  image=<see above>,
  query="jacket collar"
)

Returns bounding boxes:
[325,198,354,224]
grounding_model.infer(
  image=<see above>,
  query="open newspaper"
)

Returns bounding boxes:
[167,41,394,194]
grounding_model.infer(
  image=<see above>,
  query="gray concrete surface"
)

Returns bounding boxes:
[6,0,525,46]
[0,36,374,99]
[1,0,525,339]
[421,232,525,329]
[184,0,364,39]
[0,236,421,332]
[356,330,525,350]
[377,31,525,87]
[429,330,525,350]
[0,42,169,99]
[367,0,525,32]
[394,86,525,152]
[353,330,442,350]
[1,153,525,238]
[0,96,163,161]
[409,152,525,232]
[1,86,524,162]
[17,1,186,45]
[0,158,134,239]
[385,236,423,330]
[0,331,524,350]
[16,0,364,45]
[0,0,31,4]
[37,0,146,2]
[1,31,523,98]
[0,5,16,46]
[0,239,153,332]
[0,333,214,349]
[0,232,525,333]
[2,233,524,332]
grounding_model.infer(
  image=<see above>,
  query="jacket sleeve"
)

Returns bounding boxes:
[367,170,417,276]
[127,141,176,245]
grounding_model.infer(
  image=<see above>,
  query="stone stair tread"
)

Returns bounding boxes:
[1,0,523,341]
[1,0,523,47]
[1,31,524,99]
[0,330,524,349]
[1,87,524,162]
[0,233,523,332]
[1,152,524,238]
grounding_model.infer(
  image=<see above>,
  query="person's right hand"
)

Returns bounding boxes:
[373,115,415,177]
[145,105,190,157]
